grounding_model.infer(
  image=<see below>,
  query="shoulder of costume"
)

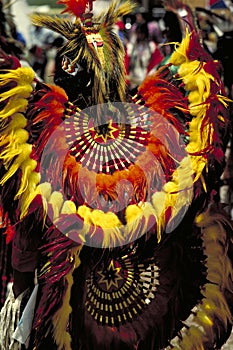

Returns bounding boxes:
[0,50,69,226]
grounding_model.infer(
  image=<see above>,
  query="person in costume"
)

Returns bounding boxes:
[0,0,233,349]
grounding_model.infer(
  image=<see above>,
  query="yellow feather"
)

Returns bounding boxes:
[169,30,229,194]
[169,29,191,66]
[0,128,28,149]
[0,143,32,184]
[15,158,37,198]
[125,202,157,241]
[196,310,213,327]
[77,205,92,223]
[48,191,64,221]
[91,210,122,229]
[20,172,41,218]
[181,326,204,349]
[125,204,142,223]
[91,210,123,247]
[61,200,77,215]
[37,182,52,200]
[52,246,82,350]
[0,113,27,132]
[0,65,39,220]
[0,66,34,82]
[0,97,28,119]
[0,84,33,102]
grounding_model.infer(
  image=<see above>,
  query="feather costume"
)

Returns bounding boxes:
[0,0,232,349]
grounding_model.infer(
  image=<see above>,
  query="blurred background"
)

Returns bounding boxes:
[5,0,233,46]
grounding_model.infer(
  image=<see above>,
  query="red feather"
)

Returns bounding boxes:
[27,84,68,157]
[186,30,211,63]
[5,224,15,244]
[57,0,89,17]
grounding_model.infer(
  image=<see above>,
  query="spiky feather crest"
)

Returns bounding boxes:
[30,0,136,110]
[95,0,136,27]
[30,0,136,33]
[30,0,136,43]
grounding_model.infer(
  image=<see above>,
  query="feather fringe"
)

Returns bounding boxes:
[0,66,41,221]
[18,84,68,218]
[166,206,233,349]
[52,246,82,350]
[27,84,68,156]
[30,187,90,348]
[169,30,230,187]
[33,222,83,348]
[0,285,27,350]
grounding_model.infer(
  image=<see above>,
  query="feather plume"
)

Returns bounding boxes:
[0,66,40,223]
[27,84,68,157]
[52,245,82,350]
[57,0,89,17]
[96,0,136,28]
[33,217,83,348]
[30,14,75,40]
[167,205,233,349]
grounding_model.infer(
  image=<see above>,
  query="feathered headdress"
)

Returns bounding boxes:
[30,0,135,111]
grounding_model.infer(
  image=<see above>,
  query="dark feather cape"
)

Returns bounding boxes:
[0,1,233,350]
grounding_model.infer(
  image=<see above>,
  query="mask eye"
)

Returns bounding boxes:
[62,55,83,76]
